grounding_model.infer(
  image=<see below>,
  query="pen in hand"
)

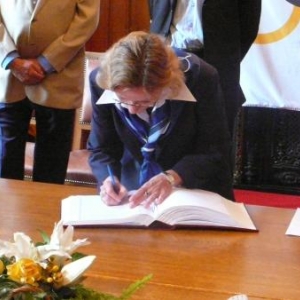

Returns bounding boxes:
[107,164,119,194]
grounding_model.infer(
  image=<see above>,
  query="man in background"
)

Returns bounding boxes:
[148,0,261,138]
[0,0,100,184]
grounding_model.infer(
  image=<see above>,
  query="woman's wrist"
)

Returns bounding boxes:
[162,170,182,187]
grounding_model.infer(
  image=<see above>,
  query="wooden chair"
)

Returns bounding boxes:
[25,51,103,186]
[65,51,103,186]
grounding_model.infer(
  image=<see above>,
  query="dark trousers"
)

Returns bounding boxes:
[0,98,75,184]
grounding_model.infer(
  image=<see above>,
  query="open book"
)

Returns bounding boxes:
[61,188,257,230]
[286,208,300,236]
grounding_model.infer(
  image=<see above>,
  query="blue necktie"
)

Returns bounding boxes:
[116,102,171,186]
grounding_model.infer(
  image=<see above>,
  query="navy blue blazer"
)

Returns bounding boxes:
[148,0,261,135]
[88,50,234,200]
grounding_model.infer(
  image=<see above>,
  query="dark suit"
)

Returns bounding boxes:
[88,50,234,200]
[0,0,100,183]
[148,0,261,136]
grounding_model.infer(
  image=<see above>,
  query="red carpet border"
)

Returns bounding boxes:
[234,189,300,209]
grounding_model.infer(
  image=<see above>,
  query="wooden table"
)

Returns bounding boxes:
[1,178,299,300]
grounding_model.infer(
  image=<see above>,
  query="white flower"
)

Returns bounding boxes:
[58,255,96,287]
[0,222,96,288]
[0,232,39,261]
[37,220,90,262]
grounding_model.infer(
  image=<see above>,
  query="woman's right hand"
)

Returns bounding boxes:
[99,177,128,206]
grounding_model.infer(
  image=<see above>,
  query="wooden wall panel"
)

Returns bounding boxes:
[130,0,150,32]
[86,0,150,52]
[74,1,150,150]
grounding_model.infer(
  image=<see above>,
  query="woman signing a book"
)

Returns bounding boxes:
[87,31,234,208]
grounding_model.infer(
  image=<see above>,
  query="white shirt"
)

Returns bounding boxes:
[96,84,196,106]
[170,0,205,50]
[97,84,196,124]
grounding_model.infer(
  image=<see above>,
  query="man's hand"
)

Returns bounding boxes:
[10,58,45,85]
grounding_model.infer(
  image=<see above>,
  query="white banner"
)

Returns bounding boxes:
[241,0,300,110]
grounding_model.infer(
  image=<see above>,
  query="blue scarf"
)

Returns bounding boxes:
[116,101,171,185]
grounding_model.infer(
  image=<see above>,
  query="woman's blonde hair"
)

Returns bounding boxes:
[97,31,184,97]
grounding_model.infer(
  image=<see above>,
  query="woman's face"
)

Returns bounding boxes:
[114,87,159,114]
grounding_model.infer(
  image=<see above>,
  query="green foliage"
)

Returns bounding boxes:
[0,225,152,299]
[71,252,87,261]
[35,229,50,246]
[119,274,153,300]
[0,255,15,270]
[0,274,152,300]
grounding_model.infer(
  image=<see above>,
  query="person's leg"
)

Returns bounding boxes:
[0,99,32,179]
[33,104,76,184]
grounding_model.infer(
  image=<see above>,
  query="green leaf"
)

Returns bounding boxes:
[0,255,15,268]
[37,229,50,245]
[0,256,151,300]
[71,252,86,261]
[119,274,153,300]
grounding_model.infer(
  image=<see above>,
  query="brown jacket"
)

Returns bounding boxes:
[0,0,100,108]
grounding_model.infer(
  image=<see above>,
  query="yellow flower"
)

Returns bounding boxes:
[0,259,4,274]
[7,258,42,286]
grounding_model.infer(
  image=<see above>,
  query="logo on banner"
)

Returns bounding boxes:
[255,7,300,44]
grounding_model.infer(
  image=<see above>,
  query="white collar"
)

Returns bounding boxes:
[96,83,196,105]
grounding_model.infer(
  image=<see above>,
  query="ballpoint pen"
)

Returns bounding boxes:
[107,164,119,194]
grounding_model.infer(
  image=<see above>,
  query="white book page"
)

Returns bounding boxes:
[286,208,300,236]
[154,188,256,230]
[61,189,256,230]
[61,195,155,226]
[223,200,257,230]
[155,189,231,215]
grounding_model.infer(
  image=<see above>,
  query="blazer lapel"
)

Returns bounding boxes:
[166,101,185,135]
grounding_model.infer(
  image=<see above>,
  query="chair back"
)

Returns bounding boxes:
[73,51,104,150]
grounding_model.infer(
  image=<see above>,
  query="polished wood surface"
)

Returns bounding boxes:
[86,0,150,52]
[1,178,299,300]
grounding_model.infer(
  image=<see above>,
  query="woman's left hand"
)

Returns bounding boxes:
[128,173,173,208]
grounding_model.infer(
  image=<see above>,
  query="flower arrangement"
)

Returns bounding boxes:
[0,221,151,299]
